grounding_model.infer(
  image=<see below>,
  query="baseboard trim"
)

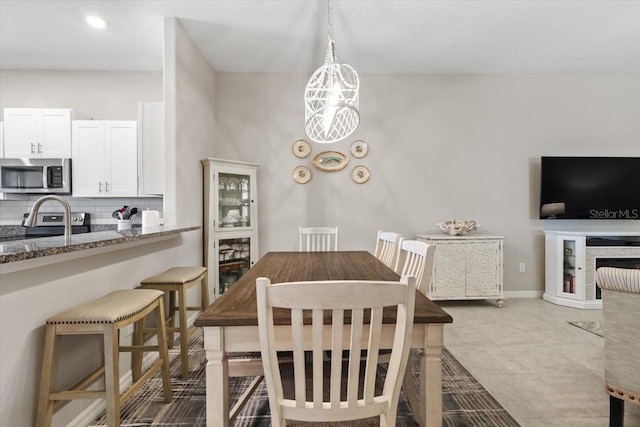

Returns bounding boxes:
[67,312,199,427]
[503,290,543,299]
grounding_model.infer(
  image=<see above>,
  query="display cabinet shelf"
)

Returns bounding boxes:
[219,260,248,269]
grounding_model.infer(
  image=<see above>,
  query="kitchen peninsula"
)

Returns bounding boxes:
[0,225,199,273]
[0,225,202,427]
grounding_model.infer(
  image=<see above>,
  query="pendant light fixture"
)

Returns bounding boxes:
[304,0,360,144]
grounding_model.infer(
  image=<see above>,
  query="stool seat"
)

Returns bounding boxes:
[47,289,164,325]
[141,266,207,286]
[140,266,209,380]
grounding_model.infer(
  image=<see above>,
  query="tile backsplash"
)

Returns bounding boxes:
[0,196,163,225]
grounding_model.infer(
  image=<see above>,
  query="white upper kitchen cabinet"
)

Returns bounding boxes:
[3,108,72,158]
[72,120,138,197]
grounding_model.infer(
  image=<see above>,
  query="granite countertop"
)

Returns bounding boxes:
[0,225,200,264]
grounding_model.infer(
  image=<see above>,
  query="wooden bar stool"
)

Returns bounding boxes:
[140,266,209,380]
[36,289,172,427]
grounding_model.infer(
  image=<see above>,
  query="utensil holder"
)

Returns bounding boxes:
[117,219,132,231]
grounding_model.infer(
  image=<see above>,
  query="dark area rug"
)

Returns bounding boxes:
[90,328,520,426]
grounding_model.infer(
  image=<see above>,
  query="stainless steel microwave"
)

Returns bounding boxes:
[0,158,71,194]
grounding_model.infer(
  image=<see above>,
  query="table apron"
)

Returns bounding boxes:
[203,323,433,353]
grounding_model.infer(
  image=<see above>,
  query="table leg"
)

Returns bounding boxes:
[204,327,229,427]
[403,357,422,426]
[421,324,444,427]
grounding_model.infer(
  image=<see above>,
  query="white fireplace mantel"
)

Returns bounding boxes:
[543,230,640,309]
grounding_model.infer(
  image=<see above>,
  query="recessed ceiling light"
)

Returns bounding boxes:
[86,15,106,29]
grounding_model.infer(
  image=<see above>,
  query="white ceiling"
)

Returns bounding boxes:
[1,0,639,75]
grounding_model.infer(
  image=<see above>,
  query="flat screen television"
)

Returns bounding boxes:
[539,156,640,220]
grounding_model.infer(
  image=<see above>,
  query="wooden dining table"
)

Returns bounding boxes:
[195,251,453,427]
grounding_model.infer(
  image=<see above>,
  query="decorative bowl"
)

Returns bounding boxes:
[437,219,481,236]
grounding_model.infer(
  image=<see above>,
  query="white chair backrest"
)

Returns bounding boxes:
[299,226,339,252]
[256,276,416,426]
[395,240,436,296]
[374,230,403,269]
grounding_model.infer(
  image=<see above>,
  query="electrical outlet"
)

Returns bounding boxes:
[519,263,526,273]
[126,324,134,336]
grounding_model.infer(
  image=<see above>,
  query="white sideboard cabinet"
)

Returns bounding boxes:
[3,108,73,158]
[202,158,260,300]
[72,120,138,197]
[544,230,640,309]
[416,234,505,307]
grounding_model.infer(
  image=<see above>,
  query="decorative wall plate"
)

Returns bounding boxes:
[292,165,311,184]
[312,151,349,172]
[292,139,311,158]
[350,140,368,158]
[352,165,370,184]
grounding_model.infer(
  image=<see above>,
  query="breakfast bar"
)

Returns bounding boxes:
[0,225,199,274]
[0,225,201,426]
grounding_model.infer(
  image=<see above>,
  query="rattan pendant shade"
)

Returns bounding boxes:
[304,4,360,144]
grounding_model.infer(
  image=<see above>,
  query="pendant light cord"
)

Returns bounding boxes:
[325,0,337,64]
[327,0,333,40]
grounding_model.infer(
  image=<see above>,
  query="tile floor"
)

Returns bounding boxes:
[439,298,640,427]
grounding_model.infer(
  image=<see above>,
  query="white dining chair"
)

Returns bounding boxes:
[374,230,403,270]
[394,239,436,296]
[256,276,416,427]
[299,226,339,252]
[387,239,436,418]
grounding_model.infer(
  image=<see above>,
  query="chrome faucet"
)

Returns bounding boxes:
[25,195,72,244]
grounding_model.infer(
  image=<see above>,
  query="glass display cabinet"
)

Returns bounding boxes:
[202,158,259,299]
[544,231,591,308]
[561,238,579,297]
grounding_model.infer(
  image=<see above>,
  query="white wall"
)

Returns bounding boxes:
[162,17,215,285]
[163,18,216,228]
[0,70,162,120]
[213,73,640,294]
